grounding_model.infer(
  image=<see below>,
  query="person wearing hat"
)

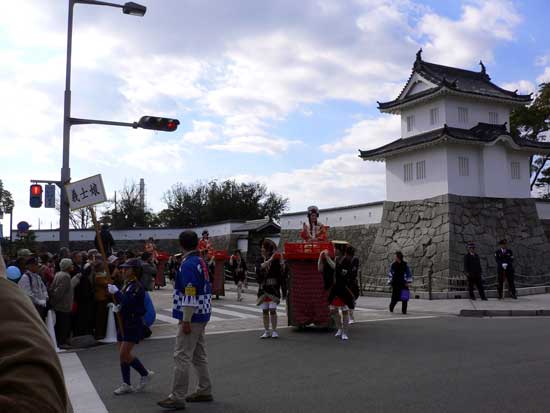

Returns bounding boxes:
[18,257,49,321]
[463,243,487,301]
[256,238,287,339]
[300,206,328,242]
[49,258,83,346]
[198,230,213,256]
[495,239,517,299]
[107,258,153,395]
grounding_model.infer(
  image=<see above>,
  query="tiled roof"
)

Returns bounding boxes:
[378,51,531,111]
[359,123,550,161]
[232,218,280,233]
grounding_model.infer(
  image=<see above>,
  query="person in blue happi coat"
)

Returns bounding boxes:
[387,251,413,315]
[158,230,213,411]
[107,258,153,396]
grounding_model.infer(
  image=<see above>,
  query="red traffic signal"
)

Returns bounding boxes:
[30,184,43,208]
[138,116,180,132]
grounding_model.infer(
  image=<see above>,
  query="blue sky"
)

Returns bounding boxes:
[1,0,549,235]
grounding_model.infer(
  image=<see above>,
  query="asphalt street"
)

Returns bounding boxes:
[75,316,550,413]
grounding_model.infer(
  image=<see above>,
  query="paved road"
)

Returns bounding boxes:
[63,316,550,413]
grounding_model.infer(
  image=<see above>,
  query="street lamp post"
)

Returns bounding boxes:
[59,0,146,246]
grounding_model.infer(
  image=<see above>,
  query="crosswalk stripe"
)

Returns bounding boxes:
[156,313,179,324]
[223,304,286,316]
[212,308,255,318]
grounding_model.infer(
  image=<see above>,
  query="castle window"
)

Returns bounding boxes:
[406,115,415,132]
[416,160,426,180]
[458,107,469,124]
[511,161,521,180]
[404,162,413,182]
[489,111,499,124]
[458,156,469,176]
[430,108,439,125]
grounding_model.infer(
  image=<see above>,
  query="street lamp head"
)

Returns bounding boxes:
[123,1,146,16]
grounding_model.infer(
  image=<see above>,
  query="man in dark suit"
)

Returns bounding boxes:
[463,242,487,300]
[495,239,517,299]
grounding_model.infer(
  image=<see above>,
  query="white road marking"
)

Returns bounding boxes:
[59,352,108,413]
[212,308,255,318]
[148,315,440,339]
[223,304,286,316]
[155,313,179,324]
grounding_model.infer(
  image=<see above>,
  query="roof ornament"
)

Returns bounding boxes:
[513,89,518,94]
[416,48,422,62]
[443,123,449,133]
[479,60,486,74]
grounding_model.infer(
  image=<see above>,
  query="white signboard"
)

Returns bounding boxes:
[65,174,107,211]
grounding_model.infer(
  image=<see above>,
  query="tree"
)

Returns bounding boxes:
[0,180,14,215]
[101,181,157,229]
[55,198,93,229]
[510,82,550,190]
[159,180,288,227]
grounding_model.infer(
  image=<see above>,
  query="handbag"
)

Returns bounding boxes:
[400,288,410,301]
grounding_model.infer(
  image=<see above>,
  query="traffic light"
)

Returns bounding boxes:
[137,116,180,132]
[30,184,43,208]
[44,184,56,208]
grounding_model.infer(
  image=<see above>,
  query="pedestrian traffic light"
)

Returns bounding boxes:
[30,184,43,208]
[137,116,180,132]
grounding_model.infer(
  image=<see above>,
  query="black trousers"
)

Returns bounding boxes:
[55,311,72,345]
[497,271,517,298]
[467,274,486,300]
[389,288,408,314]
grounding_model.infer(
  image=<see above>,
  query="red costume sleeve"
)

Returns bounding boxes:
[300,226,311,241]
[317,225,328,241]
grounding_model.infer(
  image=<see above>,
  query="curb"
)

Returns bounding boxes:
[459,309,550,317]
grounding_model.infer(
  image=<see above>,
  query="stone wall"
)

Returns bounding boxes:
[364,195,550,293]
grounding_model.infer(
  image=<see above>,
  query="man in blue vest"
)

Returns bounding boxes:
[158,230,213,410]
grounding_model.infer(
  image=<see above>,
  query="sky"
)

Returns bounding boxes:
[1,0,550,235]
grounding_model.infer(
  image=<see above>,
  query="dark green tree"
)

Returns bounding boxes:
[101,182,157,228]
[159,180,288,227]
[0,179,14,215]
[510,82,550,190]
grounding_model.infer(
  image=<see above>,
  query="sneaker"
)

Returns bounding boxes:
[335,329,342,337]
[341,333,349,341]
[158,397,186,410]
[348,319,355,325]
[134,370,154,392]
[114,383,133,396]
[260,330,271,339]
[271,330,279,339]
[185,393,214,403]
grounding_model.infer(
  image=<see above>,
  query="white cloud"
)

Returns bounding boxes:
[322,116,401,153]
[537,68,550,84]
[501,80,537,95]
[208,136,301,155]
[418,0,521,67]
[535,53,550,66]
[182,121,220,144]
[233,153,386,211]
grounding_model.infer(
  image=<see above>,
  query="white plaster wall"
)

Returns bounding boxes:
[536,202,550,219]
[401,98,445,138]
[281,203,383,230]
[237,238,248,252]
[447,144,483,196]
[386,145,449,201]
[444,97,510,131]
[480,143,530,198]
[24,222,237,242]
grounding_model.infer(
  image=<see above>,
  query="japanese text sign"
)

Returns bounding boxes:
[65,174,107,211]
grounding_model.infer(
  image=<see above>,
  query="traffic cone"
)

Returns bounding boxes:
[100,303,118,344]
[46,310,60,352]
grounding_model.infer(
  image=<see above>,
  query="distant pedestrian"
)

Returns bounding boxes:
[158,230,213,410]
[463,242,487,300]
[388,251,412,315]
[140,251,157,292]
[344,245,360,324]
[495,239,517,299]
[107,258,154,395]
[230,249,247,301]
[256,239,287,339]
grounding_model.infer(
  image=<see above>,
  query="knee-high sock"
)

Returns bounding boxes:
[342,311,350,334]
[120,363,131,385]
[130,357,148,377]
[349,309,354,320]
[270,312,278,331]
[263,312,270,330]
[332,311,342,330]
